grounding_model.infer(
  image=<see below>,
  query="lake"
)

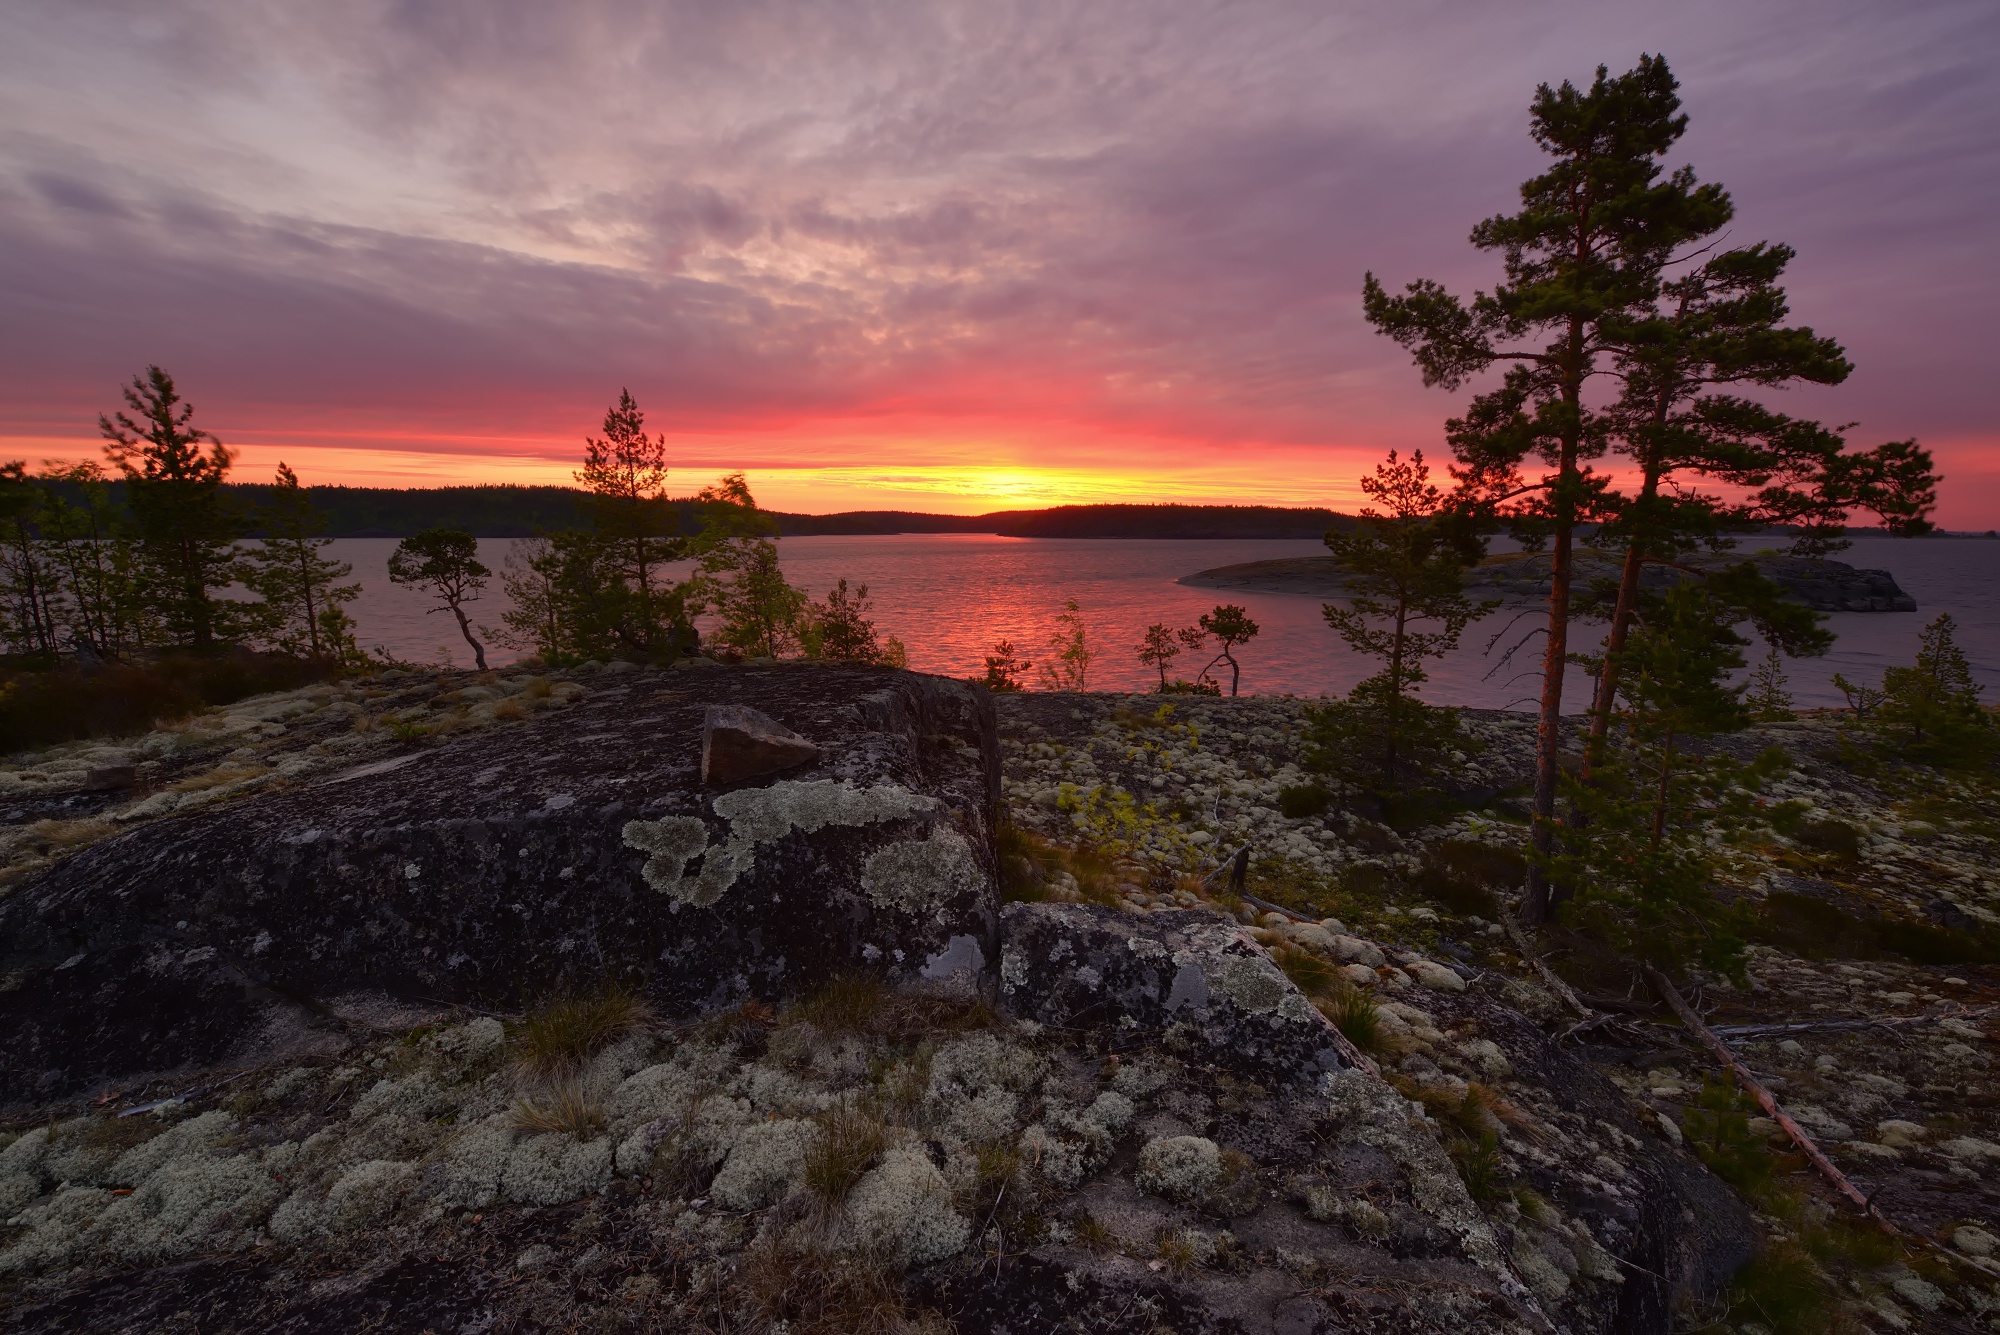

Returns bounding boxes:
[327,533,2000,711]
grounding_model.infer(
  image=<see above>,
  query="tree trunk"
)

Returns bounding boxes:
[1580,541,1645,785]
[1650,728,1675,850]
[1521,313,1588,924]
[1522,522,1574,920]
[451,603,488,670]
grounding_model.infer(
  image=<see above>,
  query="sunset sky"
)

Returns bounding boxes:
[3,1,1995,521]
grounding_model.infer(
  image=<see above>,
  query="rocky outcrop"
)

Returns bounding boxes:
[1182,548,1919,612]
[0,665,1000,1108]
[1000,901,1350,1087]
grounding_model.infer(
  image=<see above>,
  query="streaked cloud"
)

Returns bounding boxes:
[2,0,1995,518]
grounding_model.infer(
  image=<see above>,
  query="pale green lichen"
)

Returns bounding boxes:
[500,1132,613,1206]
[947,1087,1021,1144]
[436,1113,518,1210]
[1207,954,1288,1014]
[861,827,983,916]
[625,782,936,906]
[709,1118,820,1211]
[621,817,718,902]
[1018,1123,1085,1189]
[325,1158,418,1233]
[713,780,934,845]
[845,1145,970,1266]
[1134,1135,1221,1201]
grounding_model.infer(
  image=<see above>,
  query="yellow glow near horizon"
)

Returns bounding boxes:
[8,430,1379,514]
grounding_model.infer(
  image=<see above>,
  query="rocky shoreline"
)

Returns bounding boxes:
[0,664,1993,1332]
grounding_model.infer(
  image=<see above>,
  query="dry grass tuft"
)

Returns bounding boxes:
[1313,983,1384,1053]
[738,1238,946,1335]
[786,973,997,1044]
[171,763,271,793]
[1153,1227,1202,1273]
[512,1079,608,1139]
[1071,1210,1114,1252]
[510,990,653,1082]
[19,818,120,856]
[693,997,778,1049]
[803,1101,889,1204]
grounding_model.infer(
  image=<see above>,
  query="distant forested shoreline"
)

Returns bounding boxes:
[150,484,1359,539]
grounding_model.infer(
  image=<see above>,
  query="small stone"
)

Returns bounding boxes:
[1951,1224,1997,1257]
[1875,1119,1926,1149]
[1328,935,1386,968]
[1404,959,1466,993]
[1891,1276,1945,1314]
[701,704,820,785]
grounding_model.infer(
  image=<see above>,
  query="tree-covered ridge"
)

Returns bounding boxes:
[194,491,1351,540]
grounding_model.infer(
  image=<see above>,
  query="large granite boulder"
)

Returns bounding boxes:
[0,665,1000,1108]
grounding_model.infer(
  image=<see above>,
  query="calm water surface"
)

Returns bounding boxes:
[328,534,2000,711]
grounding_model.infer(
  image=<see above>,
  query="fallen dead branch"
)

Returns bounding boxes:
[1711,1005,1996,1041]
[1498,905,1593,1021]
[1642,963,1892,1230]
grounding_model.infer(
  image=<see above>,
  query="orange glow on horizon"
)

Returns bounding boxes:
[10,419,1997,526]
[6,420,1391,515]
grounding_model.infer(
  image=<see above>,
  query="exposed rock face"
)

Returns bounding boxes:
[1182,548,1919,612]
[939,903,1754,1333]
[1000,902,1349,1088]
[0,666,999,1108]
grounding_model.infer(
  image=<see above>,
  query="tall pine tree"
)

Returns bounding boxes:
[575,389,688,656]
[1580,239,1936,781]
[98,367,245,649]
[1363,56,1728,921]
[244,463,361,660]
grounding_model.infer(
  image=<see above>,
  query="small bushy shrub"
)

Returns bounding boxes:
[0,651,340,751]
[1277,784,1331,819]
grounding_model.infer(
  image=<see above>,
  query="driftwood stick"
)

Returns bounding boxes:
[1498,905,1593,1020]
[1240,890,1312,923]
[1643,963,1891,1229]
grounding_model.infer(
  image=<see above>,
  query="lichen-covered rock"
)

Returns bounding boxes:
[0,666,1000,1106]
[999,901,1347,1087]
